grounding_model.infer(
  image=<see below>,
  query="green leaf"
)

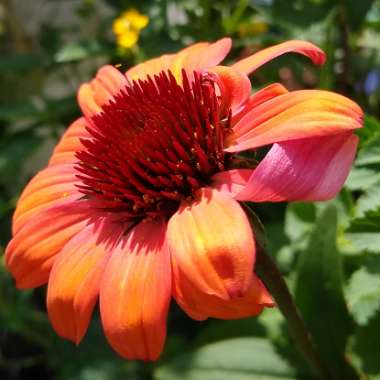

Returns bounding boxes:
[295,205,357,379]
[346,211,380,253]
[285,202,316,243]
[54,41,103,63]
[0,54,42,73]
[345,167,380,191]
[346,266,380,325]
[356,115,380,147]
[0,101,40,123]
[351,311,380,376]
[155,337,312,380]
[343,0,375,30]
[356,134,380,167]
[0,129,43,185]
[356,185,380,217]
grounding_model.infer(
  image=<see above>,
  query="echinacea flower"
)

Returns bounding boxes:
[5,39,363,361]
[112,8,149,49]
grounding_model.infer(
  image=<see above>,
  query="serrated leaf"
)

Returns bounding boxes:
[154,337,312,380]
[346,266,380,325]
[346,211,380,253]
[295,205,357,379]
[345,167,380,191]
[356,185,380,217]
[356,134,380,167]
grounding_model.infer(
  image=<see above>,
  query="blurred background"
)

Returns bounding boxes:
[1,0,380,379]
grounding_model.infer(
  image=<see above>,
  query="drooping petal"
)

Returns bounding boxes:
[173,263,274,321]
[47,216,125,344]
[13,164,80,234]
[126,38,232,82]
[49,117,90,166]
[167,187,255,301]
[211,169,253,198]
[231,83,288,125]
[5,198,92,289]
[100,219,171,361]
[207,66,251,113]
[231,40,325,76]
[225,90,363,153]
[235,133,358,202]
[78,65,129,118]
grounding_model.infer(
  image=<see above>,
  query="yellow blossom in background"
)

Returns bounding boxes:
[112,8,149,49]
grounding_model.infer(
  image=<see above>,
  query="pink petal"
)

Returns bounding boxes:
[100,219,171,361]
[225,90,363,153]
[211,169,253,198]
[231,40,325,76]
[235,133,359,202]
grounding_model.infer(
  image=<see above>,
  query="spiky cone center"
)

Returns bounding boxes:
[76,70,232,220]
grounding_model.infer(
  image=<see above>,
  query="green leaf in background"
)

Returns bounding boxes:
[346,265,380,325]
[356,185,380,217]
[285,202,316,244]
[54,41,103,63]
[346,211,380,254]
[343,0,375,30]
[295,205,357,379]
[355,133,380,167]
[356,116,380,148]
[0,129,43,185]
[155,337,312,380]
[345,167,380,191]
[351,312,380,377]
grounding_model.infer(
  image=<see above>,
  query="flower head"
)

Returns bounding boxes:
[112,8,149,49]
[5,38,363,361]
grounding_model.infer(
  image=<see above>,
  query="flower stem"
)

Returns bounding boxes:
[256,246,333,380]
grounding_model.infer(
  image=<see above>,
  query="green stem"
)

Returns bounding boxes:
[256,246,333,380]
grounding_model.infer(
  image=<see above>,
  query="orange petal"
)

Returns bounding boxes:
[47,217,125,344]
[5,198,91,289]
[78,65,129,118]
[225,89,363,152]
[173,263,274,321]
[100,219,171,361]
[126,53,177,82]
[231,83,288,125]
[167,187,255,301]
[49,117,90,166]
[13,164,80,234]
[207,66,251,113]
[126,38,231,82]
[171,38,231,80]
[231,40,326,75]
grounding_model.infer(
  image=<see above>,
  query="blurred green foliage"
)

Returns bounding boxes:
[0,0,380,379]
